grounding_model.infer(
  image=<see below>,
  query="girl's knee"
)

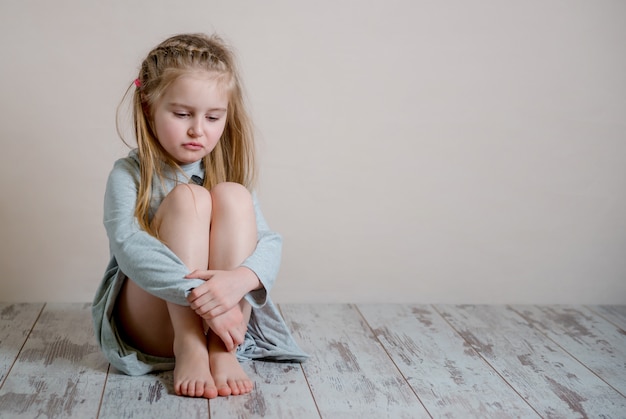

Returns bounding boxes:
[161,183,212,216]
[210,182,252,210]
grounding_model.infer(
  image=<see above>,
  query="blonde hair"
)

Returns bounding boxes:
[117,33,256,236]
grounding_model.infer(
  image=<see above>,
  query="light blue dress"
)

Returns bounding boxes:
[92,151,307,375]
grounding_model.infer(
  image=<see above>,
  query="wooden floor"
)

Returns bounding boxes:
[0,303,625,418]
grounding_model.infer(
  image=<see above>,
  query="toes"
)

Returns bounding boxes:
[176,379,218,398]
[204,385,218,399]
[179,380,193,397]
[193,382,205,397]
[176,380,187,396]
[244,380,254,394]
[227,379,253,396]
[217,383,232,397]
[229,379,241,396]
[215,378,252,397]
[240,379,253,395]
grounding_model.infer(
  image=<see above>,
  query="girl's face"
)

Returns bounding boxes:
[152,72,229,165]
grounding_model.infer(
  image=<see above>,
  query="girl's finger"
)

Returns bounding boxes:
[234,329,245,346]
[220,331,234,351]
[207,304,228,319]
[185,269,216,279]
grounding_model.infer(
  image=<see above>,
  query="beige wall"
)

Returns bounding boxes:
[1,1,625,304]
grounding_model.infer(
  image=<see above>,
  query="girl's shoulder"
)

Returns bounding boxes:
[107,150,141,186]
[110,149,140,172]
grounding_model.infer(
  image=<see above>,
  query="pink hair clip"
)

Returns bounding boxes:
[134,78,142,88]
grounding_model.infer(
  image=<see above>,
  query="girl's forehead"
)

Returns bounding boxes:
[162,72,229,106]
[174,69,226,86]
[171,70,230,94]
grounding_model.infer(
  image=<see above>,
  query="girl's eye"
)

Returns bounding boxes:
[174,112,190,118]
[206,116,220,122]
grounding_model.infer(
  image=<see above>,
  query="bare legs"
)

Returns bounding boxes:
[203,182,256,396]
[114,182,257,398]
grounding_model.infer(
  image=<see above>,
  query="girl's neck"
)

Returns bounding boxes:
[179,158,203,172]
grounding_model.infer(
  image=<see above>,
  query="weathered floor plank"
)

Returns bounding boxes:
[0,303,109,418]
[1,303,625,418]
[99,368,208,419]
[0,303,44,387]
[358,304,539,418]
[590,305,626,331]
[281,304,428,418]
[511,305,626,396]
[436,304,626,418]
[210,360,319,418]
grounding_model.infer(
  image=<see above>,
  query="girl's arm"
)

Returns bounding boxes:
[103,157,205,306]
[186,192,283,312]
[239,192,282,307]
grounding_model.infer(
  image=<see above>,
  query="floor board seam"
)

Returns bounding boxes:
[0,303,46,391]
[508,305,626,399]
[432,304,544,418]
[355,303,433,418]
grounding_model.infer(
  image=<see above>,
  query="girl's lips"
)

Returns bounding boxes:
[183,142,203,150]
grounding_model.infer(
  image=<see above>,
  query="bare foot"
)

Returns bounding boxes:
[208,336,254,396]
[173,337,218,399]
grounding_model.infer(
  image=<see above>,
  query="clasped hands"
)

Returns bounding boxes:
[186,267,257,352]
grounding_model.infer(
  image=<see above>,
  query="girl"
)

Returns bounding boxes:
[92,33,307,399]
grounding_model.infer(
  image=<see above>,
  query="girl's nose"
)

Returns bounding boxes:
[188,119,204,137]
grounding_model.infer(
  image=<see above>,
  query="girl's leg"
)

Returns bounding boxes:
[114,184,217,398]
[206,182,257,396]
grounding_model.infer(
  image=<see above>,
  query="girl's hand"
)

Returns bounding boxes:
[206,305,247,351]
[186,267,260,319]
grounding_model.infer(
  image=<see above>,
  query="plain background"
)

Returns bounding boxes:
[1,1,624,304]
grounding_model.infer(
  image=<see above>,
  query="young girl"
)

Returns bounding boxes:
[92,33,307,399]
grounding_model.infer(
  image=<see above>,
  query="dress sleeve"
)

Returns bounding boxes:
[240,193,283,308]
[103,158,205,306]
